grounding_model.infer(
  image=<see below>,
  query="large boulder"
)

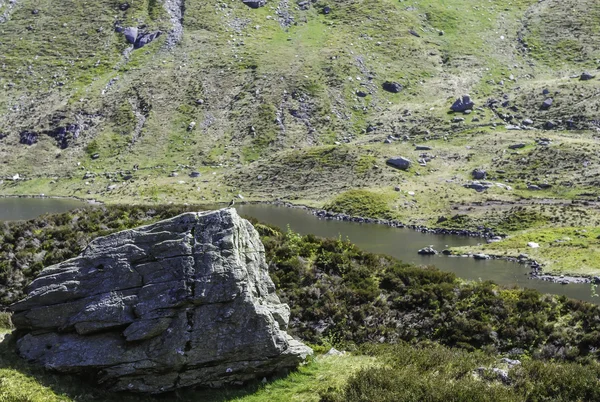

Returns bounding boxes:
[11,209,312,393]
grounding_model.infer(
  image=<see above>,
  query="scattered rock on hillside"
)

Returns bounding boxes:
[297,1,310,10]
[11,209,312,393]
[382,81,402,93]
[19,131,38,146]
[472,169,487,180]
[322,5,331,14]
[508,143,526,150]
[580,72,595,81]
[243,0,267,8]
[541,98,553,110]
[450,95,474,112]
[415,145,431,151]
[386,156,411,170]
[123,27,138,44]
[464,181,492,192]
[134,31,162,49]
[522,118,533,126]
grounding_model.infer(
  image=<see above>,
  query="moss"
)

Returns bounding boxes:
[324,189,394,219]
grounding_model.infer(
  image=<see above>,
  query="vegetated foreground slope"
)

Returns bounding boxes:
[2,206,600,401]
[2,0,600,273]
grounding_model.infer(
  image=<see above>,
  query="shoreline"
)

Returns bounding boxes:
[1,195,592,285]
[0,194,103,205]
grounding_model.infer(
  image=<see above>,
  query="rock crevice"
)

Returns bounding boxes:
[11,208,311,393]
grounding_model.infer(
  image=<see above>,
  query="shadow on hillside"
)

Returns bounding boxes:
[0,331,270,402]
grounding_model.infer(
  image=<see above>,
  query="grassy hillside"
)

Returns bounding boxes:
[2,0,600,271]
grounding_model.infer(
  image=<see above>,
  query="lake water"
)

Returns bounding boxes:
[0,197,88,221]
[0,198,596,303]
[234,204,598,304]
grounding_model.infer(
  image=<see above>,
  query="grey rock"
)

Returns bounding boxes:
[382,81,402,93]
[243,0,267,8]
[492,367,510,384]
[11,209,312,393]
[134,31,162,49]
[544,121,556,130]
[124,27,138,44]
[522,118,533,126]
[19,131,38,146]
[580,72,595,81]
[418,246,438,255]
[189,171,200,178]
[356,90,368,97]
[450,95,474,112]
[500,358,521,368]
[297,0,310,10]
[325,347,343,356]
[508,143,526,150]
[415,145,432,151]
[464,181,492,192]
[386,157,411,171]
[472,169,487,180]
[408,29,420,38]
[473,253,490,260]
[541,98,553,110]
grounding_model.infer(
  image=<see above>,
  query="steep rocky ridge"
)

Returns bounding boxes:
[10,208,311,393]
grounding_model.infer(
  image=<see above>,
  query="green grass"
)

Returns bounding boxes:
[324,189,394,219]
[454,227,600,276]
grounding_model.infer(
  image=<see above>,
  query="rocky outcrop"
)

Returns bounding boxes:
[10,208,311,393]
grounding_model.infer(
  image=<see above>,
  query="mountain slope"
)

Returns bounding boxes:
[2,0,600,246]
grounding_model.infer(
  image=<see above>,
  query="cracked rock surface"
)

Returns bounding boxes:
[10,208,312,393]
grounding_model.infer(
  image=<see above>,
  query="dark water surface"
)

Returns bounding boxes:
[235,204,598,304]
[0,197,88,221]
[0,198,596,303]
